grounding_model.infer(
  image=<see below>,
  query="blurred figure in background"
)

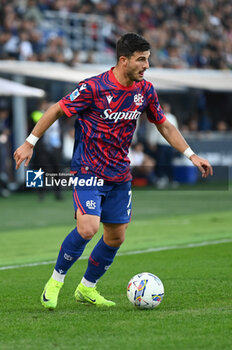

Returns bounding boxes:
[197,93,212,132]
[128,142,156,186]
[30,99,63,200]
[187,115,199,132]
[0,99,11,197]
[147,102,178,188]
[216,120,228,133]
[62,123,75,168]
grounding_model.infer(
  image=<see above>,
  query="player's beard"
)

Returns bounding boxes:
[127,67,145,82]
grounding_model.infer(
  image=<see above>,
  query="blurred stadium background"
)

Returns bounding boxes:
[0,0,232,195]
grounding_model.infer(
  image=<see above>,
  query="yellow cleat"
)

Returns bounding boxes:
[41,277,63,310]
[75,283,115,307]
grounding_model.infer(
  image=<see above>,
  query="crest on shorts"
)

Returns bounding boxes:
[86,200,96,209]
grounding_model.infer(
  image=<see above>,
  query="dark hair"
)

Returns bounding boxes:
[116,33,151,61]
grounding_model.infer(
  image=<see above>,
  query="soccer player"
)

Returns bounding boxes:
[14,33,213,309]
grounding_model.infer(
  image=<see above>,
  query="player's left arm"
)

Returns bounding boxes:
[156,119,213,178]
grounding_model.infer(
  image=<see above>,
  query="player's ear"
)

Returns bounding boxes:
[119,56,128,67]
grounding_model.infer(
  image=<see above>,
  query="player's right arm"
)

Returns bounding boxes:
[14,102,64,169]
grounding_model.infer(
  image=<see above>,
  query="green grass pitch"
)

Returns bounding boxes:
[0,186,232,350]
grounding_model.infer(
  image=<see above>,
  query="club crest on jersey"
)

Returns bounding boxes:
[134,93,144,106]
[70,84,86,101]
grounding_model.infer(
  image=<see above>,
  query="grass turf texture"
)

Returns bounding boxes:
[0,243,231,350]
[0,187,232,349]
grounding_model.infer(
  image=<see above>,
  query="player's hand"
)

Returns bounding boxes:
[14,141,34,170]
[190,154,213,178]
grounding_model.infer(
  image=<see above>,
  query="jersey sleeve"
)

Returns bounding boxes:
[145,83,166,124]
[59,81,93,118]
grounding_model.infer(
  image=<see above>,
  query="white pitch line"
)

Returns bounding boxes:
[0,238,232,271]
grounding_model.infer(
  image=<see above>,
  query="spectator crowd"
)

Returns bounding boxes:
[0,0,232,69]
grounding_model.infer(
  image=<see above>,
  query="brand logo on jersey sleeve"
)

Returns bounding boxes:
[134,93,144,106]
[70,84,87,101]
[80,83,87,91]
[70,88,80,101]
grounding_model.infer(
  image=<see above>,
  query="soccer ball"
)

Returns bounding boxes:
[127,272,164,309]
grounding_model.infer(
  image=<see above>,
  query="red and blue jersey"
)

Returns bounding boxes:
[59,67,166,182]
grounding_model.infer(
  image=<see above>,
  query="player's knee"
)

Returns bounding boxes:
[115,235,125,246]
[76,212,100,240]
[105,234,125,247]
[77,223,99,240]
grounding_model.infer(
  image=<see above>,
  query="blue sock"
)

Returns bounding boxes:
[55,227,90,275]
[84,236,119,283]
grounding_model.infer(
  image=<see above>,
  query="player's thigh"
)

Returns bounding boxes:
[73,186,102,239]
[101,181,132,225]
[76,209,100,240]
[103,222,129,247]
